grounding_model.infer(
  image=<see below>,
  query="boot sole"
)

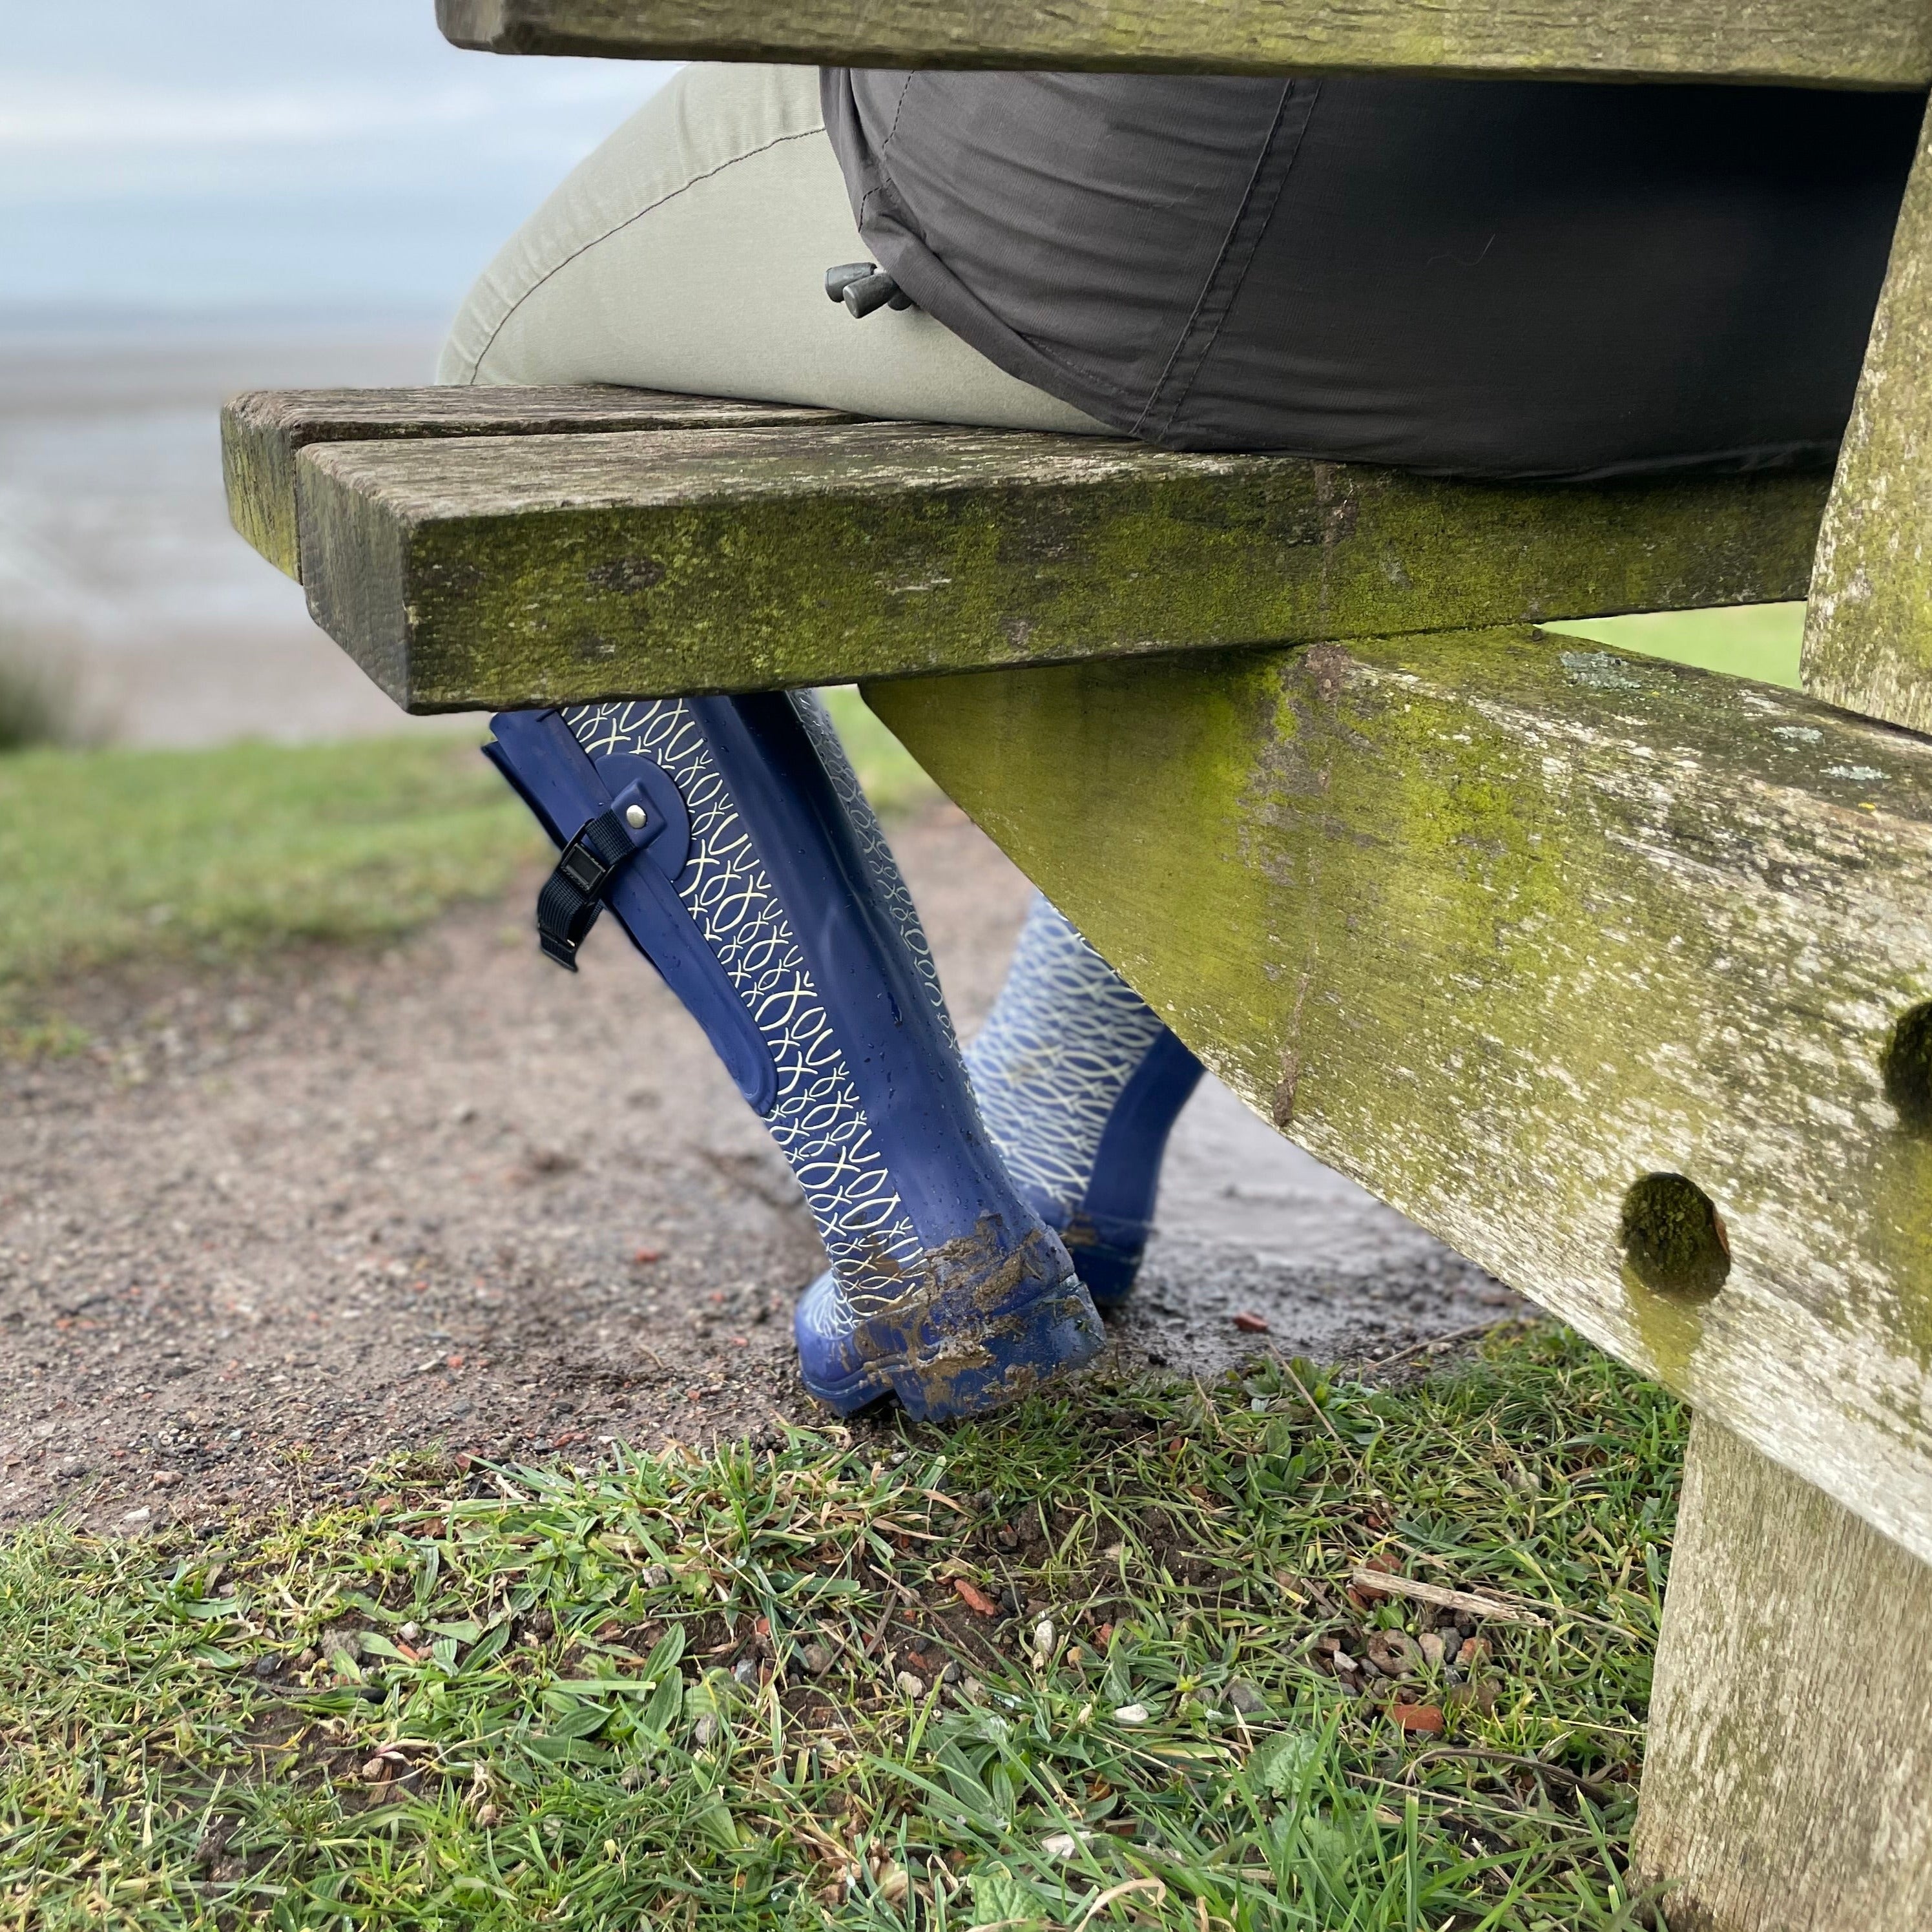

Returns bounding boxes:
[802,1280,1106,1422]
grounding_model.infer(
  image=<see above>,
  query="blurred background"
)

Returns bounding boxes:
[0,0,1805,757]
[1,1,674,747]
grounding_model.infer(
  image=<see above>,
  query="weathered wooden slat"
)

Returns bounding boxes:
[437,0,1931,88]
[291,419,1825,711]
[865,629,1932,1566]
[222,385,847,582]
[1802,99,1932,732]
[1634,1417,1932,1932]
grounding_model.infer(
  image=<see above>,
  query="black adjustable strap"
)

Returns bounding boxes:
[536,809,638,970]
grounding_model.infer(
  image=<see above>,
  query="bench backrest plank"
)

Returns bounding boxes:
[231,399,1827,709]
[438,0,1932,88]
[867,631,1932,1571]
[1803,102,1932,732]
[222,385,847,581]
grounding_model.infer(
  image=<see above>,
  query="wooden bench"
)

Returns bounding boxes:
[225,10,1932,1926]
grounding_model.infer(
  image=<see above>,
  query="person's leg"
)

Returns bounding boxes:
[445,65,1190,1414]
[483,691,1107,1419]
[439,62,1105,432]
[967,895,1203,1305]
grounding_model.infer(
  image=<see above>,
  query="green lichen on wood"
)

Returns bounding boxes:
[293,422,1827,709]
[1803,99,1932,729]
[1635,1417,1932,1930]
[437,0,1932,85]
[1619,1172,1731,1301]
[222,386,845,587]
[1881,1001,1932,1132]
[865,625,1932,1564]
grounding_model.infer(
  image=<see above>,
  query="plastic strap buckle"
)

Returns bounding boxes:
[536,807,639,970]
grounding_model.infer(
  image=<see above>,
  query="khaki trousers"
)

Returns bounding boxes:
[439,62,1105,435]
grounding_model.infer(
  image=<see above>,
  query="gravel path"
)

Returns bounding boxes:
[0,805,1515,1529]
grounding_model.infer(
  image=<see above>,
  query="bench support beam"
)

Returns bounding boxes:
[1634,1415,1932,1929]
[865,630,1932,1569]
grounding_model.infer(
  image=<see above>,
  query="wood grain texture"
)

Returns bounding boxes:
[1634,1415,1932,1930]
[436,0,1932,87]
[1803,100,1932,732]
[290,419,1825,709]
[864,630,1932,1564]
[221,385,846,581]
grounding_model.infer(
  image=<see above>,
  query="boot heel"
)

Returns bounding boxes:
[886,1283,1106,1423]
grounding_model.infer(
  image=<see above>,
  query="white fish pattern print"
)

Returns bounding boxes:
[564,696,926,1332]
[789,691,957,1052]
[966,895,1167,1213]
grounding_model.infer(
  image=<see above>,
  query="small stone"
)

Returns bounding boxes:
[360,1756,390,1782]
[1460,1636,1492,1670]
[800,1642,833,1676]
[692,1713,719,1748]
[1225,1679,1265,1715]
[952,1577,999,1617]
[732,1657,760,1688]
[1032,1618,1055,1664]
[1418,1632,1446,1669]
[252,1656,279,1678]
[1232,1311,1271,1334]
[121,1506,151,1524]
[1112,1703,1150,1727]
[399,1622,422,1643]
[1391,1702,1446,1736]
[1365,1631,1423,1679]
[1332,1648,1359,1675]
[475,1802,501,1827]
[959,1676,985,1703]
[895,1670,926,1697]
[940,1660,961,1685]
[1041,1831,1089,1859]
[641,1564,670,1589]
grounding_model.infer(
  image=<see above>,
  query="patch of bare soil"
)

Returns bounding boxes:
[0,805,1515,1529]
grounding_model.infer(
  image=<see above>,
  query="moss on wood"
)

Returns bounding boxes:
[222,386,846,581]
[866,625,1932,1564]
[1803,100,1932,731]
[1636,1417,1932,1930]
[437,0,1932,87]
[291,422,1826,709]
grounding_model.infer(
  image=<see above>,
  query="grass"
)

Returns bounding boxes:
[1546,600,1803,691]
[0,1324,1685,1931]
[0,614,1800,1012]
[0,690,933,1017]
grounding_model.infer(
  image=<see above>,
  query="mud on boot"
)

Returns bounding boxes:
[483,692,1105,1422]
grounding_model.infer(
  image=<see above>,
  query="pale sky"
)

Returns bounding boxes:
[0,1,677,317]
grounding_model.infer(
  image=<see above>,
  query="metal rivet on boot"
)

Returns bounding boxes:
[625,805,647,829]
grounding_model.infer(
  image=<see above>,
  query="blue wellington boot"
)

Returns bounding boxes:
[966,895,1204,1307]
[482,694,1105,1422]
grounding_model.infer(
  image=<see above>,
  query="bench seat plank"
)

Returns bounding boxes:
[222,385,848,581]
[437,0,1932,88]
[285,418,1826,709]
[866,627,1932,1568]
